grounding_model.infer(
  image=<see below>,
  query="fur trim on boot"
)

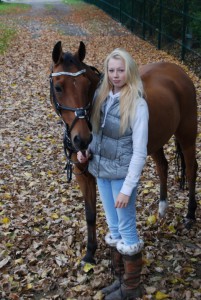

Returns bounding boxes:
[105,232,121,247]
[117,239,144,255]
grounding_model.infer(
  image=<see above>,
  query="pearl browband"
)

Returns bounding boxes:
[51,69,86,77]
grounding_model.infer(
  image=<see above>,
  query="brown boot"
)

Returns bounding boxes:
[101,234,124,296]
[105,252,143,300]
[101,247,124,296]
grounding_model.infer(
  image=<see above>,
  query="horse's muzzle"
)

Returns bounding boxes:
[73,133,93,151]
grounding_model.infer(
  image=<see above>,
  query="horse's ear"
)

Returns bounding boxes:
[75,41,86,62]
[52,41,63,64]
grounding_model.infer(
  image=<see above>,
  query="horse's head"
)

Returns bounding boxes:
[50,41,99,152]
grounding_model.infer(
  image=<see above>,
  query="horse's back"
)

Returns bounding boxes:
[139,62,197,154]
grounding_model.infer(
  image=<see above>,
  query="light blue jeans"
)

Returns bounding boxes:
[97,178,139,246]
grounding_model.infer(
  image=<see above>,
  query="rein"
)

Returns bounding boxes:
[50,66,101,182]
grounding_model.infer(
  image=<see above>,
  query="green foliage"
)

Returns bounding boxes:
[0,2,30,54]
[63,0,84,5]
[0,23,16,54]
[191,12,201,41]
[0,2,30,14]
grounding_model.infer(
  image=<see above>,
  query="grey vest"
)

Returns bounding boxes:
[88,96,133,179]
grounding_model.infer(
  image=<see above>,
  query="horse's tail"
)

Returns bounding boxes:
[175,139,186,189]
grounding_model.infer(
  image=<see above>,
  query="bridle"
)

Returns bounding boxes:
[49,66,100,182]
[50,69,92,135]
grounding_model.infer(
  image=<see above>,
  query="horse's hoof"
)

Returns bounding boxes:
[81,255,96,266]
[183,217,196,229]
[158,199,168,218]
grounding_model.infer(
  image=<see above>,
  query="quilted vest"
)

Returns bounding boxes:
[88,96,133,179]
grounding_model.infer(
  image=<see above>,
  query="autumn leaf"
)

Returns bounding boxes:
[1,217,10,224]
[83,262,95,273]
[146,215,157,225]
[155,291,170,299]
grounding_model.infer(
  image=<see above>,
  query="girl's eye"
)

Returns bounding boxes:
[55,85,62,93]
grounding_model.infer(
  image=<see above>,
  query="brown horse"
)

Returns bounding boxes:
[50,41,197,264]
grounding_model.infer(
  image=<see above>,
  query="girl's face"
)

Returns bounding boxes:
[108,57,126,93]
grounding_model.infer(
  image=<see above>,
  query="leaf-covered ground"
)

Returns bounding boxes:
[0,1,201,299]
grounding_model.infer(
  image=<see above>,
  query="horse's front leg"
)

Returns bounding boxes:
[75,168,97,264]
[151,148,168,218]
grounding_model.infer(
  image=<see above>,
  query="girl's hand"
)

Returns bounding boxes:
[77,150,90,163]
[115,193,130,208]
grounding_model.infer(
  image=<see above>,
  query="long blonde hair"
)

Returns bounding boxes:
[91,48,144,134]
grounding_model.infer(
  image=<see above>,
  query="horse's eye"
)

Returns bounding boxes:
[55,85,62,93]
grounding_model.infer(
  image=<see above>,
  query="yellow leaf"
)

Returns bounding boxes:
[4,193,12,200]
[190,258,197,262]
[26,283,33,289]
[34,227,40,232]
[170,278,178,284]
[47,170,53,176]
[147,215,157,225]
[47,113,54,118]
[26,155,32,160]
[61,215,70,221]
[83,263,95,273]
[143,257,152,266]
[143,189,149,194]
[175,203,183,208]
[168,225,176,233]
[155,291,169,299]
[2,217,10,224]
[14,258,24,265]
[145,181,154,188]
[51,213,59,219]
[24,136,33,142]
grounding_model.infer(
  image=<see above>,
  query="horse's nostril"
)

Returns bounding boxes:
[73,134,92,150]
[74,135,81,146]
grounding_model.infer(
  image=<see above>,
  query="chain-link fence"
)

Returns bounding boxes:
[84,0,201,76]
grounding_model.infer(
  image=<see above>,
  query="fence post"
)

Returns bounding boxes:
[157,0,162,49]
[119,0,122,23]
[143,0,146,39]
[181,0,188,61]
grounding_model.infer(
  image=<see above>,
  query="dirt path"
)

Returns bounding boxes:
[0,1,201,299]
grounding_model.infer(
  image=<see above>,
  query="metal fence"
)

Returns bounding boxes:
[84,0,201,74]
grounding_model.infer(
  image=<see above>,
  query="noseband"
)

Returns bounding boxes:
[49,68,92,182]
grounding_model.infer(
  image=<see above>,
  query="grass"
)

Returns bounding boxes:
[63,0,84,5]
[0,23,16,54]
[0,2,30,54]
[0,2,30,15]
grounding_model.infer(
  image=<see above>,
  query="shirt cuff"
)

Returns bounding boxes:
[120,183,135,197]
